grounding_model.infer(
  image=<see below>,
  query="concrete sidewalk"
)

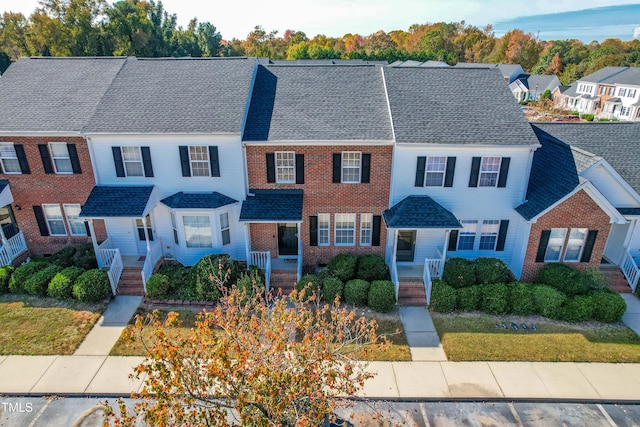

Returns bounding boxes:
[622,293,640,337]
[398,306,446,361]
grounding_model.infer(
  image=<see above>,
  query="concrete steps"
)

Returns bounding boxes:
[269,268,297,296]
[600,265,633,294]
[398,277,427,306]
[117,267,145,296]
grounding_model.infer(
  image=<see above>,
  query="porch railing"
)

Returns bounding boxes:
[423,260,433,305]
[390,256,399,302]
[0,231,28,267]
[106,248,123,296]
[622,250,640,292]
[297,244,302,282]
[96,237,116,269]
[141,239,163,294]
[249,251,271,293]
[425,258,444,279]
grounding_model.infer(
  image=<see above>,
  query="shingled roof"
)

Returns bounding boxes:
[80,186,154,217]
[160,192,237,210]
[383,196,461,229]
[239,189,304,222]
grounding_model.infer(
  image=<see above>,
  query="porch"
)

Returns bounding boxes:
[0,181,27,267]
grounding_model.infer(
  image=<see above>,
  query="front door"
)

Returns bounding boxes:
[396,230,416,262]
[135,215,154,255]
[278,223,298,256]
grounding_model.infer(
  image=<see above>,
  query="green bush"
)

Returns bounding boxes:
[158,263,190,289]
[560,295,595,323]
[295,273,321,296]
[355,254,389,282]
[456,286,481,311]
[442,257,475,288]
[509,282,536,315]
[191,254,239,302]
[582,114,595,121]
[536,263,589,296]
[580,267,608,291]
[532,285,567,319]
[72,242,97,270]
[236,269,265,299]
[325,253,357,282]
[368,280,396,312]
[591,290,626,323]
[474,258,511,285]
[72,269,111,302]
[48,266,84,299]
[51,246,77,268]
[9,262,48,294]
[145,273,172,300]
[24,265,63,296]
[322,277,344,303]
[0,265,14,293]
[344,279,370,306]
[480,284,509,315]
[429,279,456,313]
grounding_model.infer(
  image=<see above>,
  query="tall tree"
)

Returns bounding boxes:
[0,12,29,60]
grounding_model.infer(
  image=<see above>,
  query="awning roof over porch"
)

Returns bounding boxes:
[160,191,237,209]
[0,180,13,208]
[383,196,461,229]
[80,185,154,218]
[239,189,303,222]
[617,207,640,216]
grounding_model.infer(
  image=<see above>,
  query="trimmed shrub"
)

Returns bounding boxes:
[532,285,567,319]
[296,273,321,296]
[456,286,481,312]
[429,279,456,313]
[560,295,595,323]
[158,263,190,289]
[509,282,536,315]
[0,265,14,293]
[582,114,595,121]
[368,280,396,312]
[24,265,63,296]
[48,266,84,299]
[325,253,357,283]
[9,262,48,294]
[581,267,608,291]
[72,242,97,270]
[191,254,239,302]
[51,246,77,268]
[591,290,626,323]
[236,269,265,298]
[72,269,111,302]
[536,263,589,296]
[145,273,172,300]
[480,284,509,315]
[442,257,475,288]
[344,279,370,306]
[474,258,511,285]
[356,254,389,282]
[322,277,344,303]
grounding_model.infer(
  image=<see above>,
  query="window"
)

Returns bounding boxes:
[49,143,72,174]
[220,212,230,245]
[189,146,210,177]
[275,151,295,183]
[136,215,153,241]
[183,215,212,248]
[318,213,330,246]
[170,212,179,245]
[0,143,21,174]
[479,157,501,187]
[425,156,446,186]
[619,88,627,97]
[621,106,630,116]
[545,228,567,262]
[564,228,587,262]
[334,214,356,245]
[629,89,637,98]
[457,220,477,251]
[341,152,361,183]
[121,146,143,176]
[360,213,373,246]
[43,204,66,236]
[63,204,85,236]
[479,220,500,251]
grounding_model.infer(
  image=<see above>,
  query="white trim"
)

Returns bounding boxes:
[63,203,86,236]
[0,131,82,137]
[239,220,303,224]
[334,213,356,246]
[380,66,397,142]
[187,145,212,177]
[275,151,296,184]
[318,213,330,247]
[49,142,73,174]
[242,140,394,146]
[341,151,362,184]
[42,203,67,236]
[360,213,373,246]
[582,157,640,205]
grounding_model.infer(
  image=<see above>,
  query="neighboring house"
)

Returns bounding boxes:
[509,74,561,102]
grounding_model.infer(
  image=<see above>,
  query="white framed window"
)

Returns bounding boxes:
[121,146,143,177]
[629,89,637,98]
[220,212,230,245]
[334,213,356,246]
[545,228,567,262]
[479,220,500,251]
[318,213,330,246]
[183,215,212,248]
[621,106,630,116]
[275,151,295,183]
[425,156,446,187]
[341,152,361,183]
[619,88,627,97]
[43,204,66,236]
[479,157,501,187]
[564,228,588,262]
[49,142,72,174]
[136,215,153,241]
[170,212,179,245]
[457,220,477,251]
[63,204,85,236]
[189,146,210,177]
[360,213,373,246]
[0,143,21,174]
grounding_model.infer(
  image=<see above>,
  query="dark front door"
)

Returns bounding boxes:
[278,223,298,256]
[396,230,416,262]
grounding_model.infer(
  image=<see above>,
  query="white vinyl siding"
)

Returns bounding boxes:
[564,228,588,262]
[63,204,85,236]
[275,151,295,183]
[183,215,212,248]
[425,156,446,187]
[341,152,361,183]
[189,146,210,177]
[334,213,356,246]
[360,213,373,246]
[0,143,20,174]
[49,142,72,174]
[121,146,143,177]
[479,157,501,187]
[318,213,330,246]
[545,228,567,262]
[43,204,66,236]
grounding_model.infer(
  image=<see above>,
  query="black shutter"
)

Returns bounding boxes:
[332,153,341,183]
[33,206,49,236]
[15,145,30,174]
[209,146,220,177]
[372,215,381,246]
[497,157,510,188]
[444,157,456,187]
[84,221,91,237]
[266,153,275,183]
[112,146,125,177]
[141,146,153,177]
[496,220,509,251]
[295,153,304,184]
[535,230,551,263]
[38,144,54,174]
[415,156,426,187]
[469,157,481,187]
[580,230,598,263]
[67,144,82,174]
[309,216,318,246]
[179,146,191,177]
[448,229,459,251]
[361,153,371,183]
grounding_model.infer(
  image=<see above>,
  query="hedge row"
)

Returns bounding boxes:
[321,253,389,283]
[442,257,513,288]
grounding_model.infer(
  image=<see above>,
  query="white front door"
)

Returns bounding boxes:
[135,215,154,256]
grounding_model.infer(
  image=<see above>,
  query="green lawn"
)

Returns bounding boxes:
[432,312,640,362]
[0,294,106,355]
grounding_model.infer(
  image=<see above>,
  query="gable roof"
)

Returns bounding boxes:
[80,185,154,218]
[383,67,540,145]
[160,192,238,210]
[578,66,629,84]
[242,65,393,142]
[383,196,461,228]
[239,189,304,222]
[84,57,256,134]
[512,74,559,92]
[0,57,127,133]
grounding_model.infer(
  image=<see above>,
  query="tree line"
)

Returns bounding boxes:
[2,0,640,84]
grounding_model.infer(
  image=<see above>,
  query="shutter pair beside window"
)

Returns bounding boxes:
[468,157,510,187]
[535,229,598,263]
[414,156,456,187]
[33,205,90,237]
[309,215,381,246]
[38,144,81,174]
[112,146,154,177]
[447,220,509,251]
[265,153,304,184]
[332,153,371,183]
[179,146,221,177]
[0,145,30,174]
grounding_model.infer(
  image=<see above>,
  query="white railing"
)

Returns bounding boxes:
[249,251,271,293]
[96,237,116,269]
[7,232,27,258]
[0,243,12,267]
[141,240,163,294]
[106,248,123,296]
[297,245,302,282]
[425,258,444,278]
[423,262,433,305]
[622,250,640,292]
[390,256,399,301]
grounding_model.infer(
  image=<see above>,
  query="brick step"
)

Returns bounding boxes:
[398,281,426,306]
[599,267,633,294]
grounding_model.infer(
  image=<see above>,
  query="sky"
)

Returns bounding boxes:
[2,0,640,41]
